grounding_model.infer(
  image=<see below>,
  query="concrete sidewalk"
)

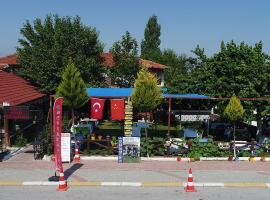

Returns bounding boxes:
[1,146,270,188]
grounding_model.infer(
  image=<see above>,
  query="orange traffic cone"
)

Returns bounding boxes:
[73,143,80,163]
[57,170,69,191]
[185,168,197,192]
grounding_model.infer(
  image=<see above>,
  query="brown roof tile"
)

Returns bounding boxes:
[0,71,46,106]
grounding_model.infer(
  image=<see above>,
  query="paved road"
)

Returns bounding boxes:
[0,187,269,200]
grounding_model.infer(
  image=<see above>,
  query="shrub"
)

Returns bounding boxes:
[185,137,230,158]
[140,137,166,157]
[14,134,27,147]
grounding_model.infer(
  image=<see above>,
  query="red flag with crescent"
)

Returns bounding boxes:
[111,99,125,120]
[90,98,105,119]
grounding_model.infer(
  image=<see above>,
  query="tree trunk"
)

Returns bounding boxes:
[256,106,262,141]
[233,122,236,159]
[71,108,75,126]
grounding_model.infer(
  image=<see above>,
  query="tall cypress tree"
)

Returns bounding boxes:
[141,15,161,61]
[131,67,163,112]
[56,59,89,124]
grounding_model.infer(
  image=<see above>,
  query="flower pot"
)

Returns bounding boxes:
[249,157,255,162]
[98,135,102,140]
[260,157,266,162]
[228,156,233,161]
[177,157,181,162]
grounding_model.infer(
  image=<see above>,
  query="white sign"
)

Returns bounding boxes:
[61,133,71,163]
[181,115,209,122]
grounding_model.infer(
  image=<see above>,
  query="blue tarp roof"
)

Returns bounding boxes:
[87,88,210,99]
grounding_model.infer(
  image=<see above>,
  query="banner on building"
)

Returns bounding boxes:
[111,99,125,120]
[3,106,30,119]
[53,97,63,172]
[90,98,105,120]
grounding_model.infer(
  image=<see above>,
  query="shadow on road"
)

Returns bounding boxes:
[64,163,84,179]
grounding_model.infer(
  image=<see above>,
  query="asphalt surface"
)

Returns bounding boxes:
[0,187,270,200]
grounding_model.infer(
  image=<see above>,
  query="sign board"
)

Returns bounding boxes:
[118,137,140,163]
[3,106,30,119]
[118,137,123,163]
[61,133,71,163]
[180,115,209,122]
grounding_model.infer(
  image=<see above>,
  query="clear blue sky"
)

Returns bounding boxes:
[1,0,270,57]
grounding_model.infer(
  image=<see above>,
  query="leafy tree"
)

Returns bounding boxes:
[109,31,139,87]
[141,15,161,61]
[131,67,163,112]
[182,41,270,136]
[161,49,189,93]
[224,95,244,158]
[56,60,89,125]
[17,15,106,94]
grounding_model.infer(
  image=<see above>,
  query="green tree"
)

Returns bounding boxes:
[180,41,270,136]
[17,15,106,94]
[224,95,244,158]
[131,67,163,112]
[56,60,89,125]
[141,15,161,61]
[161,49,189,93]
[109,31,139,87]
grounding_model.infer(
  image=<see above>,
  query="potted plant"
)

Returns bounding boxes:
[110,136,117,147]
[249,155,255,162]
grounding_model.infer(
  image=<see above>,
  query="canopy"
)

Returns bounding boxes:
[87,88,210,99]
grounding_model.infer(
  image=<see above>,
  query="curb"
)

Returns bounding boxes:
[0,181,269,188]
[42,155,270,162]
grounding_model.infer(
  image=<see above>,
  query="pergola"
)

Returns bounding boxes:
[87,88,212,136]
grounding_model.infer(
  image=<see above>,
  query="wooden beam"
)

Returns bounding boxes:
[3,117,10,147]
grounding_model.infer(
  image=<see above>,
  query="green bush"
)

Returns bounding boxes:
[185,137,230,158]
[14,134,27,147]
[140,137,166,157]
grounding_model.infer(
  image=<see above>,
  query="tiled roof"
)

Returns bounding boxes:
[0,52,167,70]
[139,59,167,69]
[0,54,18,70]
[0,71,46,106]
[101,52,167,69]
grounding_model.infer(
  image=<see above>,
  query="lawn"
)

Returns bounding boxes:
[97,120,181,138]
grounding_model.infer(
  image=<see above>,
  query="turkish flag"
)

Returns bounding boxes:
[90,98,105,120]
[111,99,125,120]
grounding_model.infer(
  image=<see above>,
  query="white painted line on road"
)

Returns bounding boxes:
[23,181,59,186]
[195,182,224,187]
[101,182,141,186]
[120,182,142,187]
[101,182,122,186]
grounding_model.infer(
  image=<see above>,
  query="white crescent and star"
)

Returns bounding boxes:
[93,102,101,112]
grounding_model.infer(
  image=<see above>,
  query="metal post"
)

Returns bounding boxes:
[49,96,53,154]
[167,98,172,137]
